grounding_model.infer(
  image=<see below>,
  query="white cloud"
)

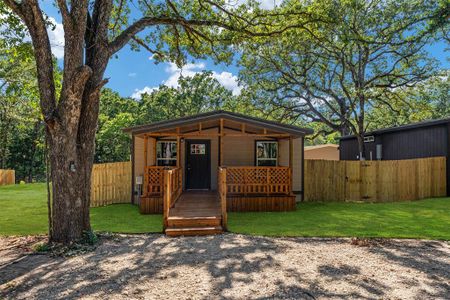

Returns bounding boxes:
[259,0,282,9]
[224,0,282,10]
[131,86,157,99]
[163,62,241,95]
[162,62,206,87]
[131,61,242,99]
[47,17,64,59]
[128,72,137,77]
[211,71,242,95]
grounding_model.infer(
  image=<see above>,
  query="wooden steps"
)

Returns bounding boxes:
[165,226,223,236]
[165,216,223,236]
[165,191,223,237]
[167,216,222,228]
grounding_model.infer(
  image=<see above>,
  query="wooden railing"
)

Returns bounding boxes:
[226,166,291,196]
[144,166,166,196]
[163,167,182,229]
[218,167,227,230]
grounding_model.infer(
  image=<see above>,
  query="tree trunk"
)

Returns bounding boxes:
[356,134,366,161]
[48,88,101,243]
[48,132,92,242]
[27,121,42,182]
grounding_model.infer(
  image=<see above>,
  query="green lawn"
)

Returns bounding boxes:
[0,183,162,235]
[1,183,449,239]
[228,199,450,240]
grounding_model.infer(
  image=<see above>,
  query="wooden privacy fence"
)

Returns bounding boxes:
[304,157,446,202]
[90,161,131,207]
[0,169,15,186]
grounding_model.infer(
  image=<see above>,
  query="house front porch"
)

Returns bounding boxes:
[139,165,296,235]
[125,111,309,235]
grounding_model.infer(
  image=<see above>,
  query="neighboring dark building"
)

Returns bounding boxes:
[339,117,450,195]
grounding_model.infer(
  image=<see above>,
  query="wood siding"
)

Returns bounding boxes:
[227,195,296,212]
[340,124,448,161]
[305,145,339,160]
[140,196,163,214]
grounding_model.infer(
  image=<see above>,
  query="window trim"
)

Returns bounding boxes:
[156,140,177,165]
[254,140,278,167]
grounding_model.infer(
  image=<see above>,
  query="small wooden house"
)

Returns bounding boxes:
[304,144,339,160]
[124,110,312,236]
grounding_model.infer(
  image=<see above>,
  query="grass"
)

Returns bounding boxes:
[0,183,449,239]
[0,183,162,236]
[228,199,450,240]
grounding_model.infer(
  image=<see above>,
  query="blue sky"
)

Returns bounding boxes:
[41,1,449,99]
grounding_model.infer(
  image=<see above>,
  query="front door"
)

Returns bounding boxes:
[185,140,211,190]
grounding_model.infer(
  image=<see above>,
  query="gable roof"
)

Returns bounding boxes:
[340,117,450,140]
[123,110,314,136]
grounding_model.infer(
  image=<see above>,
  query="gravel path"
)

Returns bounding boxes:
[1,234,449,299]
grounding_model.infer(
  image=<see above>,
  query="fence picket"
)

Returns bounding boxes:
[304,157,446,202]
[0,169,15,186]
[90,161,131,207]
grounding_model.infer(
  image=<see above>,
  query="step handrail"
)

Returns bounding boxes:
[163,167,182,230]
[218,167,227,230]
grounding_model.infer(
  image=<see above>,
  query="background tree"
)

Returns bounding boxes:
[0,40,50,182]
[366,71,450,130]
[94,72,250,163]
[138,71,242,121]
[239,0,446,158]
[95,88,138,163]
[5,0,300,243]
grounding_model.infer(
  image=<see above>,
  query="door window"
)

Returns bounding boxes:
[190,144,206,155]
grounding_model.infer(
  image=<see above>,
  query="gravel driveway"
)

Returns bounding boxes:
[1,234,449,299]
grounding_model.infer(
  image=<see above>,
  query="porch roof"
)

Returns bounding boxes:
[123,110,313,136]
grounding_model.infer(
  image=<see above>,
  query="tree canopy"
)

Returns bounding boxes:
[239,0,448,156]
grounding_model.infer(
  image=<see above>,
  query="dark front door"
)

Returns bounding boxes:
[185,140,211,190]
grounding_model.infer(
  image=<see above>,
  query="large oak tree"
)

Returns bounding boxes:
[239,0,448,158]
[2,0,312,243]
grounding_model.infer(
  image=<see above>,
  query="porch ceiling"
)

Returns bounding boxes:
[124,110,313,138]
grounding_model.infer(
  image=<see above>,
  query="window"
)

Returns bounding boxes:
[364,135,375,143]
[190,144,206,155]
[156,141,177,166]
[256,141,278,166]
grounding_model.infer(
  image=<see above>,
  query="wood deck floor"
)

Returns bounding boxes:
[169,191,221,218]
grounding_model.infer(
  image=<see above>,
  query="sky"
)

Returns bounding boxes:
[41,0,449,99]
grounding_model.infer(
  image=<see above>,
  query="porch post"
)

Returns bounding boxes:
[143,135,148,195]
[144,135,148,167]
[289,136,293,194]
[176,128,181,168]
[219,118,224,166]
